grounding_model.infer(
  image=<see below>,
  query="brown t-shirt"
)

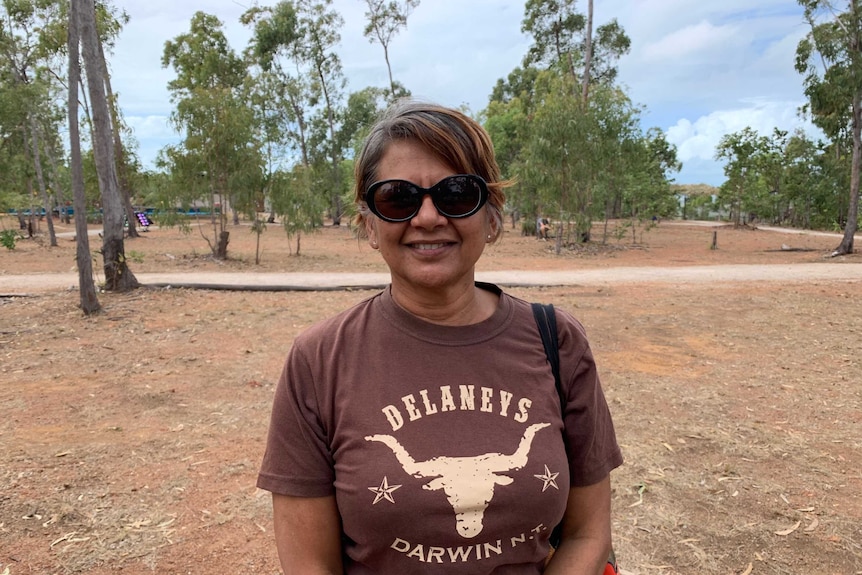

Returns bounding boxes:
[257,285,623,574]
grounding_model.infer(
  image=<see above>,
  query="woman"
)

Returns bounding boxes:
[257,100,623,574]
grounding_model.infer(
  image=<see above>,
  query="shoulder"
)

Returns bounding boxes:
[505,292,592,360]
[293,291,382,350]
[503,292,590,341]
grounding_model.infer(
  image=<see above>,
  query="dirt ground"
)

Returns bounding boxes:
[1,217,861,575]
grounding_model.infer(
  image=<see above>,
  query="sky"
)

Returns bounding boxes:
[109,0,820,187]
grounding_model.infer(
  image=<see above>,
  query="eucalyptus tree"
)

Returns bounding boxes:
[796,0,862,255]
[788,134,852,228]
[67,0,100,313]
[40,0,137,233]
[483,65,542,230]
[25,93,56,245]
[0,0,63,241]
[627,127,681,222]
[97,20,141,238]
[161,11,261,259]
[516,0,630,243]
[518,72,600,251]
[243,0,331,252]
[521,0,583,93]
[715,128,771,226]
[783,130,823,228]
[77,0,138,290]
[482,97,530,229]
[295,0,348,225]
[360,0,418,100]
[757,128,790,224]
[339,85,387,154]
[521,0,629,102]
[0,44,31,225]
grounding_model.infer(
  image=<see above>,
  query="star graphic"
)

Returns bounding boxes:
[368,476,402,504]
[534,465,560,492]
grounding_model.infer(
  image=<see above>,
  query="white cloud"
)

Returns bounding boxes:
[642,20,739,62]
[125,115,174,140]
[108,0,817,186]
[666,100,816,163]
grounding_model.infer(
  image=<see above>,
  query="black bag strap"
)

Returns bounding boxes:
[532,302,619,573]
[531,303,564,412]
[531,303,565,548]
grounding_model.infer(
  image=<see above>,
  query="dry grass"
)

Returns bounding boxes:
[1,221,861,574]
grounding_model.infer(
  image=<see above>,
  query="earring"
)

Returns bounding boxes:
[370,239,378,248]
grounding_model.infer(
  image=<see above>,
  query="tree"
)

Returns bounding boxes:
[78,0,138,290]
[521,0,629,99]
[68,0,100,313]
[515,0,631,246]
[295,0,347,225]
[243,0,332,252]
[715,128,772,226]
[161,11,261,259]
[360,0,418,100]
[796,0,862,255]
[581,0,592,104]
[0,0,65,243]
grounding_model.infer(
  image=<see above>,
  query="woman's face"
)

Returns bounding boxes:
[365,140,493,294]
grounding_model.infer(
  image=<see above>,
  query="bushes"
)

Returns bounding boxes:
[1,229,21,250]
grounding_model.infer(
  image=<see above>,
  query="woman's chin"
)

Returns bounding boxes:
[394,267,473,292]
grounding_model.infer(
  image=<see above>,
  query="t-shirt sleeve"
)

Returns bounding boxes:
[257,338,335,497]
[557,312,624,486]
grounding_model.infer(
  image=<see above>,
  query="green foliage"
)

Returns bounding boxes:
[160,11,264,257]
[521,0,629,88]
[361,0,419,99]
[126,250,144,264]
[269,163,327,237]
[486,65,678,247]
[795,0,862,252]
[1,228,21,250]
[242,2,300,71]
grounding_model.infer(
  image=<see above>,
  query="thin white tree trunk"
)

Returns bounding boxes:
[581,0,593,105]
[68,0,101,313]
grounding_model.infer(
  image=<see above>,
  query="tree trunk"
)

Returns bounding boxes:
[68,0,101,314]
[836,94,861,255]
[315,60,343,226]
[98,35,139,238]
[217,231,230,259]
[26,116,58,246]
[581,0,593,106]
[25,157,37,237]
[45,139,71,224]
[78,0,138,291]
[384,44,395,98]
[254,221,262,265]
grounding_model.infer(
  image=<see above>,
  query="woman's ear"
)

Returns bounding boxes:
[366,219,379,249]
[485,214,498,243]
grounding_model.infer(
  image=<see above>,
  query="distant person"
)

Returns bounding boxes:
[537,216,550,240]
[257,99,623,574]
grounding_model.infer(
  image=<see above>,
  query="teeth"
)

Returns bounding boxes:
[414,243,445,250]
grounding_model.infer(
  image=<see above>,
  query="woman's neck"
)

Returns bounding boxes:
[390,280,498,326]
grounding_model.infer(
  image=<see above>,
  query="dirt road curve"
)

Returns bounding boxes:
[2,263,861,293]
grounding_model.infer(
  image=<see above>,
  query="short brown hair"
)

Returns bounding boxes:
[352,99,507,241]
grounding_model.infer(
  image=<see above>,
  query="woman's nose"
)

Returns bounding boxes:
[410,194,445,228]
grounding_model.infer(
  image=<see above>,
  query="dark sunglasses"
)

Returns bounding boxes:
[364,174,489,223]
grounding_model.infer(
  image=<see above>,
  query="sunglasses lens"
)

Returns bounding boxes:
[366,175,487,222]
[435,176,484,218]
[371,181,421,221]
